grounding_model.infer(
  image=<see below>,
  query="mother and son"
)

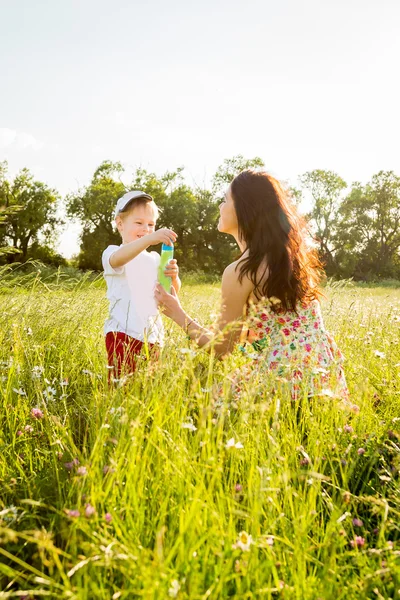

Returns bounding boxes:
[102,169,351,403]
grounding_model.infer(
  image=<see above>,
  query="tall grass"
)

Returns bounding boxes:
[0,267,399,599]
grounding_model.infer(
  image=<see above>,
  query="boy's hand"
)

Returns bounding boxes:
[148,228,177,247]
[164,259,179,281]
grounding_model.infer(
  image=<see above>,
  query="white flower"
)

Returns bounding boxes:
[168,579,180,598]
[43,386,57,402]
[179,348,196,357]
[181,422,197,432]
[266,536,274,547]
[82,369,93,375]
[374,350,386,359]
[233,531,253,552]
[337,511,351,523]
[226,437,244,449]
[32,366,44,379]
[12,388,26,396]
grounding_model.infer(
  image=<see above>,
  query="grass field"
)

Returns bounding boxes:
[0,267,399,599]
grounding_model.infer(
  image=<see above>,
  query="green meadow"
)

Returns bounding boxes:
[0,266,399,599]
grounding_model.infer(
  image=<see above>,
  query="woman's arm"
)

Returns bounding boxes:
[155,261,253,357]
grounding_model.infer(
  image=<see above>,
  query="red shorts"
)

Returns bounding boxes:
[105,332,158,379]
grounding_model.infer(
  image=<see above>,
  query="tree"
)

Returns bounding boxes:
[212,155,265,196]
[299,170,347,273]
[0,206,23,258]
[337,172,400,279]
[0,161,62,263]
[67,156,267,274]
[66,161,126,270]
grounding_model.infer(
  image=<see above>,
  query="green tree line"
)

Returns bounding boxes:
[1,157,400,280]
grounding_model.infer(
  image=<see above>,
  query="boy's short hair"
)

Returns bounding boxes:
[114,190,159,220]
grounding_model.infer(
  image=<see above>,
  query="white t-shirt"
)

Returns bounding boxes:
[102,245,164,346]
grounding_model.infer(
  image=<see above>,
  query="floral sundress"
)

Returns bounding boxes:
[238,298,350,401]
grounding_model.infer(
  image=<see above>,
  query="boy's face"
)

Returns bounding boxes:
[116,202,157,244]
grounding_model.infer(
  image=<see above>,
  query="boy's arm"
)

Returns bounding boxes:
[110,228,176,269]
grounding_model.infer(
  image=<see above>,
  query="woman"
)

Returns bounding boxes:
[155,169,349,401]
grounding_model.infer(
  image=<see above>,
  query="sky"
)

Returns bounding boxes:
[1,0,399,257]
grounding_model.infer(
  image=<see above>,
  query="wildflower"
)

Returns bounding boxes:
[357,448,366,455]
[168,580,180,598]
[350,536,365,548]
[32,366,44,379]
[43,387,57,402]
[30,408,44,419]
[226,438,244,449]
[66,509,80,518]
[234,531,253,552]
[103,465,116,475]
[337,511,351,523]
[344,424,353,434]
[16,430,23,437]
[82,369,93,375]
[300,457,310,466]
[235,484,243,492]
[24,425,34,433]
[181,422,197,432]
[84,503,95,518]
[105,512,112,523]
[341,491,351,506]
[179,348,196,357]
[266,536,274,547]
[352,518,363,527]
[64,458,79,471]
[13,388,26,396]
[60,378,69,387]
[374,350,386,359]
[77,466,88,476]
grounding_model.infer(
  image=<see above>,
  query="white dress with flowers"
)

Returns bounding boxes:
[241,299,349,400]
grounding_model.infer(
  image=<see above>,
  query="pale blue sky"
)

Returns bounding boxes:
[1,0,399,256]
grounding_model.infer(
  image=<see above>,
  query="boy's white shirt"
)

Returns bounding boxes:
[102,245,164,346]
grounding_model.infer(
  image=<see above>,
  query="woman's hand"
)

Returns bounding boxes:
[154,283,185,322]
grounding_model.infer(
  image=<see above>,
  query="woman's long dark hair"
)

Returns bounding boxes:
[231,169,323,312]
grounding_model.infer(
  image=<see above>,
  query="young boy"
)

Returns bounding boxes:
[102,190,180,379]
